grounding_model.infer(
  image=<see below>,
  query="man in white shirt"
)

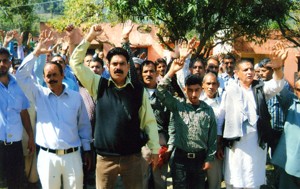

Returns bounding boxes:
[16,31,92,189]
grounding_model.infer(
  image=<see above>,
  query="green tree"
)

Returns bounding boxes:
[48,0,106,32]
[47,0,293,57]
[0,0,39,32]
[104,0,292,57]
[275,0,300,47]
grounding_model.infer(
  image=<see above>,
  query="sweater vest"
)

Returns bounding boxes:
[94,77,145,156]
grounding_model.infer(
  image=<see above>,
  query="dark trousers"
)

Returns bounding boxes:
[170,148,206,189]
[0,141,24,189]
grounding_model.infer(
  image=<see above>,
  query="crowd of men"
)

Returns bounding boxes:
[0,21,300,189]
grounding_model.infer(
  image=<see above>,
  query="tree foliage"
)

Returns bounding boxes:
[47,0,294,57]
[0,0,39,32]
[275,0,300,47]
[48,0,107,32]
[104,0,292,57]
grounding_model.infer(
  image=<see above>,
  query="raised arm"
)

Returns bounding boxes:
[69,24,103,99]
[264,42,287,99]
[16,30,55,95]
[121,20,142,86]
[157,59,185,111]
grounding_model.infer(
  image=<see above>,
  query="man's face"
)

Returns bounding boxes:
[236,62,254,87]
[108,55,129,86]
[206,59,219,74]
[0,54,11,77]
[203,74,219,98]
[89,61,103,75]
[157,63,166,77]
[142,64,157,89]
[259,67,273,81]
[43,63,64,89]
[295,80,300,99]
[190,61,205,77]
[223,58,235,75]
[51,56,65,71]
[184,84,202,105]
[84,55,93,67]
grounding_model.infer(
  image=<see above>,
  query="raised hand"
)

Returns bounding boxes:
[167,58,185,78]
[85,24,103,43]
[179,36,197,60]
[268,41,288,69]
[122,20,134,40]
[3,30,15,47]
[15,32,24,46]
[65,24,76,44]
[171,40,180,58]
[33,30,55,56]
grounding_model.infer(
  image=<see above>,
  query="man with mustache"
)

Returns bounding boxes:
[141,60,171,189]
[16,31,92,189]
[70,24,160,189]
[200,72,223,189]
[0,47,35,189]
[157,58,217,189]
[218,47,286,189]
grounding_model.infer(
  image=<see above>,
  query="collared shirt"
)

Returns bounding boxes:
[272,87,300,177]
[145,88,170,134]
[157,75,217,162]
[200,91,222,135]
[16,53,92,151]
[219,72,235,88]
[0,74,30,142]
[69,39,160,154]
[266,81,290,130]
[218,78,285,139]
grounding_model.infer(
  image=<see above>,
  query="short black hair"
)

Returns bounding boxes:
[51,54,66,64]
[235,59,253,70]
[141,60,156,71]
[44,61,64,75]
[206,55,220,65]
[189,57,205,69]
[155,58,166,66]
[92,56,104,67]
[223,53,236,62]
[106,47,130,63]
[0,48,11,58]
[258,58,271,68]
[185,74,203,86]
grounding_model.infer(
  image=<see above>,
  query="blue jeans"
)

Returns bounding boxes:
[170,148,206,189]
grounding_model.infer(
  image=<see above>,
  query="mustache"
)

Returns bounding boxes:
[114,69,124,74]
[49,80,58,84]
[146,76,153,80]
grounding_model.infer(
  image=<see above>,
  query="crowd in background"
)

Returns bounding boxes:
[0,21,300,189]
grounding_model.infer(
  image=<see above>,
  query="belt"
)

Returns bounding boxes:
[41,146,79,155]
[0,140,20,146]
[175,148,206,159]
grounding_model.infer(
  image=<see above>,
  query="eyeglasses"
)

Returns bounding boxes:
[0,59,9,64]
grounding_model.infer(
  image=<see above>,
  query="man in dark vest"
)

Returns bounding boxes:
[70,24,160,189]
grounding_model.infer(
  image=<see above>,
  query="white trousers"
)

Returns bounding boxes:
[37,149,83,189]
